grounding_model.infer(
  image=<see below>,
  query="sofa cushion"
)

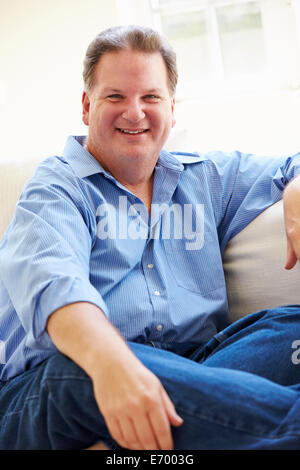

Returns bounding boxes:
[223,200,300,322]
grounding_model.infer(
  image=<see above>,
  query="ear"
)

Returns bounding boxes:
[171,96,176,128]
[82,91,90,126]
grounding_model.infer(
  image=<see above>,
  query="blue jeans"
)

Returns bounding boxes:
[1,305,300,450]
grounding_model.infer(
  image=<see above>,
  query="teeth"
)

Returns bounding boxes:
[119,129,146,134]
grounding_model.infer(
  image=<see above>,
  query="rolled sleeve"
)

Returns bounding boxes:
[30,276,108,350]
[0,178,108,351]
[208,151,300,250]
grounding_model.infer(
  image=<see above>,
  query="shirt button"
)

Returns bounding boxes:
[147,264,154,269]
[156,324,163,331]
[154,290,160,296]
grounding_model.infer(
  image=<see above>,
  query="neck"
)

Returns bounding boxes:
[84,140,156,214]
[122,173,154,215]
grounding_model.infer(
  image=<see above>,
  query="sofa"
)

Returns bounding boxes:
[0,157,300,450]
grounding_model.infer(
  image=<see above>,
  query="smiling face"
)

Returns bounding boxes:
[82,49,176,182]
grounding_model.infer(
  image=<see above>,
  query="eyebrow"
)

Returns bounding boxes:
[101,88,122,94]
[100,87,165,95]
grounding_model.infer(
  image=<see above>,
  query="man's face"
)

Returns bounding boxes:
[82,49,176,175]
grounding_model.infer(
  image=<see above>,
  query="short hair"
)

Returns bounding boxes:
[83,25,178,96]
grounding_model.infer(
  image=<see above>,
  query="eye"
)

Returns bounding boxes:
[107,94,123,101]
[143,95,161,102]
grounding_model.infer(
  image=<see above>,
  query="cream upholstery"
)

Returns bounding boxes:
[0,159,299,323]
[223,200,300,321]
[0,160,41,239]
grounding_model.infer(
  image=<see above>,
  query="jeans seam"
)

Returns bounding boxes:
[0,395,41,418]
[41,376,91,383]
[175,405,300,441]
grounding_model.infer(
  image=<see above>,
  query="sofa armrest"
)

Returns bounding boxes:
[223,200,300,322]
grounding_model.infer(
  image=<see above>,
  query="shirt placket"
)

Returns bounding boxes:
[140,162,183,341]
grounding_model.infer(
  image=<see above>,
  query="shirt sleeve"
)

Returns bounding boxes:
[204,150,300,252]
[0,172,108,352]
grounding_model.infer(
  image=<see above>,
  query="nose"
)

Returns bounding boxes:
[122,99,145,123]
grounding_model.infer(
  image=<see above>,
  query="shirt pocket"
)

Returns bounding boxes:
[162,227,224,294]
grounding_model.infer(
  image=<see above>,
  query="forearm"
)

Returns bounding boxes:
[46,301,136,379]
[283,173,300,269]
[284,172,300,193]
[46,301,182,450]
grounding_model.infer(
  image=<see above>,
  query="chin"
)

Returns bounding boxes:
[119,149,152,161]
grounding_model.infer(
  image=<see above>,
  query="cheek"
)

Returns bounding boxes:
[91,105,117,129]
[151,109,173,132]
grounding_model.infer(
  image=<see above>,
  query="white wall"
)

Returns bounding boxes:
[1,0,300,163]
[0,0,120,162]
[172,88,300,156]
[116,0,153,27]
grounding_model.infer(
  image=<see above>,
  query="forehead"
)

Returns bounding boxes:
[93,50,169,91]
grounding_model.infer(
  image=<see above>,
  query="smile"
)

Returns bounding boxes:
[116,128,149,135]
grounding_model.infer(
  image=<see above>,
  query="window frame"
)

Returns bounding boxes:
[150,0,267,99]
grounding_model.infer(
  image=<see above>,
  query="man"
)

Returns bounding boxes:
[1,25,300,450]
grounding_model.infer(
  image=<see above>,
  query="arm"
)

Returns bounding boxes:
[1,172,182,449]
[204,150,300,251]
[283,173,300,269]
[46,301,183,450]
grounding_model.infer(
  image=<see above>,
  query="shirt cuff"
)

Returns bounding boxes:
[26,276,108,351]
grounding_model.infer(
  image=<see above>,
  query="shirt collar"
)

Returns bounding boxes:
[62,135,106,178]
[62,135,205,179]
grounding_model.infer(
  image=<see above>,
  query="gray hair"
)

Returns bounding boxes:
[83,25,177,96]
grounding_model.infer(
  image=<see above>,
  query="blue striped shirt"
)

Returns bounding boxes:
[0,135,300,380]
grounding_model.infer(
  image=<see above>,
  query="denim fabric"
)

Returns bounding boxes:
[1,306,300,450]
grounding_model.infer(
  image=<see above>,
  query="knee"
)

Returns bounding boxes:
[42,352,87,381]
[35,353,100,431]
[263,305,300,322]
[40,352,92,402]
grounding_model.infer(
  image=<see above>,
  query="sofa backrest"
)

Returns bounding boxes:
[0,160,41,239]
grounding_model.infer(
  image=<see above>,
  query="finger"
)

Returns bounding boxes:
[118,417,143,450]
[148,404,174,450]
[133,413,160,450]
[147,389,179,450]
[161,388,184,427]
[105,416,129,449]
[285,238,298,270]
[85,441,110,450]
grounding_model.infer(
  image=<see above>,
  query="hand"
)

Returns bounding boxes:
[283,175,300,269]
[92,354,183,450]
[46,303,183,449]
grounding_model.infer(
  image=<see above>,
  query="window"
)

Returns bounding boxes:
[151,0,300,98]
[216,2,264,77]
[160,8,212,86]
